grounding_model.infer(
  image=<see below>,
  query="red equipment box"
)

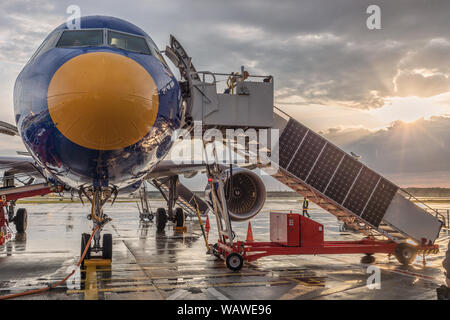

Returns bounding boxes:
[299,214,324,247]
[270,212,299,246]
[270,212,324,247]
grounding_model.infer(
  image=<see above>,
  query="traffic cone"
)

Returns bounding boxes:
[205,214,210,231]
[246,221,254,242]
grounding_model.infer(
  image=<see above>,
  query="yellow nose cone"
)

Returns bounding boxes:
[47,52,159,150]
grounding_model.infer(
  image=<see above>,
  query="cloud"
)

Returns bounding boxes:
[1,0,450,118]
[322,116,450,186]
[394,71,450,97]
[0,1,63,64]
[319,126,373,146]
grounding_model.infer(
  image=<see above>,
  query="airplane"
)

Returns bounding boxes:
[0,16,266,260]
[0,15,445,291]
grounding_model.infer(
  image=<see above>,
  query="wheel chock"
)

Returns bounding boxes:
[174,226,187,232]
[83,259,111,267]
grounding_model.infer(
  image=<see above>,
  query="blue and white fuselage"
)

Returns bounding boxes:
[13,16,182,190]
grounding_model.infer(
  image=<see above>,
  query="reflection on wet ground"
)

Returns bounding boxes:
[0,198,448,300]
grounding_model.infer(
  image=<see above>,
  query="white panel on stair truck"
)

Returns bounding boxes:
[383,193,442,243]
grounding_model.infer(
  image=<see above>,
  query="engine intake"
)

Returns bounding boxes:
[222,168,266,221]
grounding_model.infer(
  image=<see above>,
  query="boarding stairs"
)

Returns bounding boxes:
[151,178,209,218]
[225,108,444,243]
[165,34,444,245]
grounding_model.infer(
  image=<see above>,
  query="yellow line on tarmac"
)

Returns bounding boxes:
[77,269,313,284]
[67,286,158,295]
[149,271,268,280]
[78,270,308,282]
[156,280,290,290]
[67,280,291,296]
[84,264,98,300]
[79,272,265,283]
[287,277,325,287]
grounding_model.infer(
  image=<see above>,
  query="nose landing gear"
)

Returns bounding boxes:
[79,187,113,267]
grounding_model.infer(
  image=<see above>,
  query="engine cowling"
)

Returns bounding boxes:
[206,168,266,221]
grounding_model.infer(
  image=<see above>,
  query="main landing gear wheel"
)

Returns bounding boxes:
[226,253,243,271]
[102,233,112,260]
[394,243,418,266]
[156,208,167,231]
[175,207,184,227]
[80,233,92,268]
[14,208,27,233]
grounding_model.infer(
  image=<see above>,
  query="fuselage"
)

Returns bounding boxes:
[14,16,182,190]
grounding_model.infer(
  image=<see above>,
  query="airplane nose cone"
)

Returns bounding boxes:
[47,52,159,150]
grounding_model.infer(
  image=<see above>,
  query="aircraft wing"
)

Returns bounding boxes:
[145,160,208,179]
[0,155,43,177]
[0,121,43,179]
[0,121,18,136]
[145,160,258,179]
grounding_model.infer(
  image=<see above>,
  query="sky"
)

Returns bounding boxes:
[1,0,450,188]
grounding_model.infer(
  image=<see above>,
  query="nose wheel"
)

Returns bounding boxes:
[102,233,112,259]
[80,233,92,267]
[79,187,113,264]
[80,233,112,266]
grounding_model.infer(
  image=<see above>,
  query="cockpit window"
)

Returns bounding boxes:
[107,31,151,55]
[56,30,103,47]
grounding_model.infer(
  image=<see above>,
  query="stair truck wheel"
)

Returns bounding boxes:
[175,207,184,227]
[361,254,376,264]
[14,208,27,233]
[102,233,113,260]
[156,208,167,231]
[394,243,417,265]
[80,233,92,268]
[226,253,243,271]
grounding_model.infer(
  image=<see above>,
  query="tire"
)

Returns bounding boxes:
[102,233,113,260]
[14,208,27,233]
[175,207,184,227]
[394,243,417,265]
[156,208,167,231]
[81,233,91,267]
[226,253,243,271]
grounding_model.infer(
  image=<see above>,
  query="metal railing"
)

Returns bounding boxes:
[424,208,450,231]
[399,188,448,227]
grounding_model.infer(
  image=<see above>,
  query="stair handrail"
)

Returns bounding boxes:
[399,188,446,226]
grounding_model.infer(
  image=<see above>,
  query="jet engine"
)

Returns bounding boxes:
[206,168,266,221]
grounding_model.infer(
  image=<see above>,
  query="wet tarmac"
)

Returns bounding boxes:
[0,198,448,300]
